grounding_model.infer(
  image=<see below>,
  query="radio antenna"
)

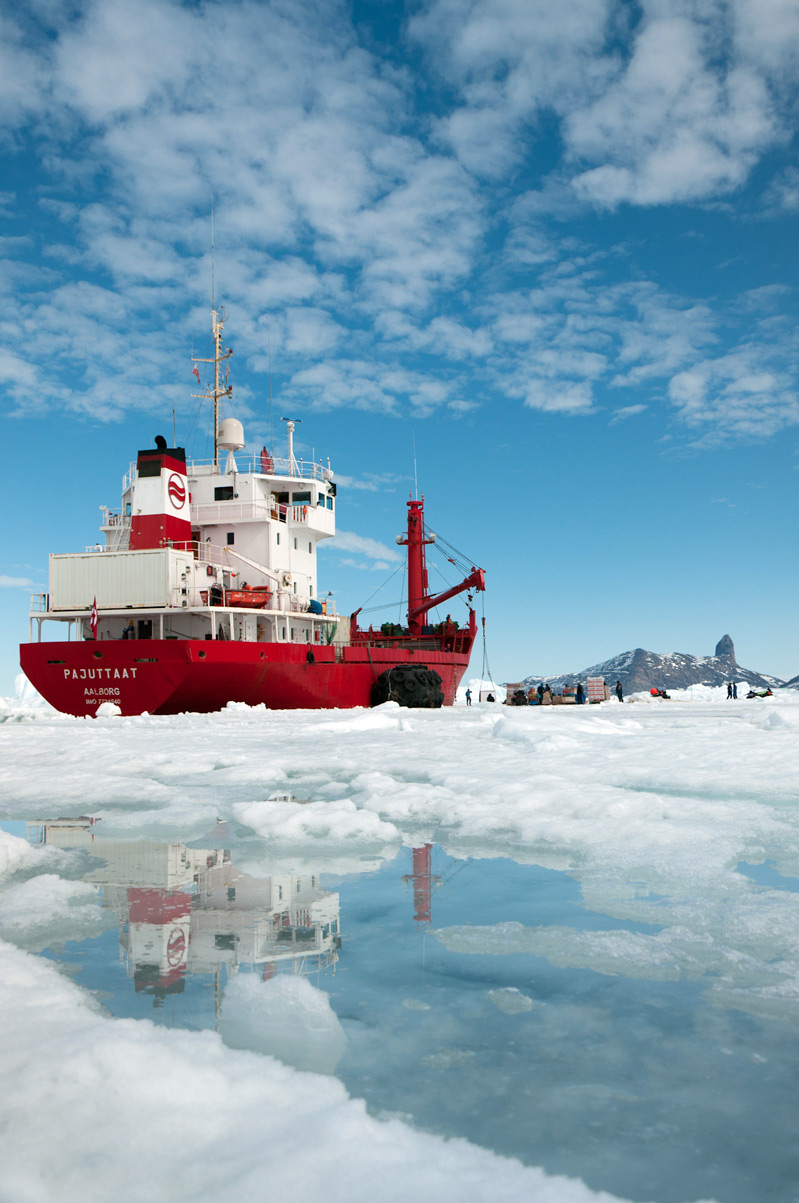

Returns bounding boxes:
[412,432,419,499]
[211,195,215,309]
[267,317,274,457]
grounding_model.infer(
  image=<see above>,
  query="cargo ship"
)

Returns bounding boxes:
[20,309,485,716]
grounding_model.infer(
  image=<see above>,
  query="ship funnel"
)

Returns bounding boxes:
[129,443,191,551]
[218,418,245,451]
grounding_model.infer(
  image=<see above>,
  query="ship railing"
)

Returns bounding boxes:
[191,500,275,525]
[121,457,333,493]
[100,507,130,529]
[29,592,50,613]
[351,628,472,652]
[186,454,333,482]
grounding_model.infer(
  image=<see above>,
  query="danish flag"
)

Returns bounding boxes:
[192,365,201,384]
[90,597,98,640]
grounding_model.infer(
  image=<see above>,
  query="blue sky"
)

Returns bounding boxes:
[3,0,799,692]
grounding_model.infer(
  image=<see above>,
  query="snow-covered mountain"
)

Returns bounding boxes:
[520,635,784,695]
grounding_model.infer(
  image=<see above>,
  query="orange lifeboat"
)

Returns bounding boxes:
[227,585,272,609]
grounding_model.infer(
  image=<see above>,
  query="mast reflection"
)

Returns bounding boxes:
[403,843,442,926]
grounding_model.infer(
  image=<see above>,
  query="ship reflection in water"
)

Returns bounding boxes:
[26,815,341,1012]
[11,822,799,1203]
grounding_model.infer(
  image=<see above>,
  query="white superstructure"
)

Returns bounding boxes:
[30,419,342,647]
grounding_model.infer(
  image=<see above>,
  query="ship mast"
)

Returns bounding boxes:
[399,496,486,636]
[400,498,435,637]
[191,308,233,468]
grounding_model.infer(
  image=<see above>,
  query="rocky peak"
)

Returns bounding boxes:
[714,634,736,662]
[521,633,783,696]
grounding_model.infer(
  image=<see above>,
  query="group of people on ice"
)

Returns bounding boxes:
[500,679,626,706]
[465,678,776,707]
[727,681,773,699]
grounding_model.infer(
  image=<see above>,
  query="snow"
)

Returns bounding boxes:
[2,682,799,1200]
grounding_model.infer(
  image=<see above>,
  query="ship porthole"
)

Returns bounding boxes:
[198,650,207,659]
[92,651,102,660]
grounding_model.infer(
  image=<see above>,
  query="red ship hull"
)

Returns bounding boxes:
[20,639,473,716]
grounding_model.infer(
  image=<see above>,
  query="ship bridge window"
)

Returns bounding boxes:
[292,491,312,504]
[326,497,333,510]
[215,486,234,501]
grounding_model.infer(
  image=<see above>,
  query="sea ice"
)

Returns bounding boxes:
[0,937,656,1203]
[220,973,348,1075]
[486,986,537,1014]
[2,682,798,1200]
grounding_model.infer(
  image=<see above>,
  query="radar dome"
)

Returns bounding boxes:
[218,418,245,451]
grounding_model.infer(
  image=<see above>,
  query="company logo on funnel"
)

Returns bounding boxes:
[168,475,186,508]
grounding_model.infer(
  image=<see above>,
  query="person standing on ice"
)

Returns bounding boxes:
[575,682,584,705]
[733,682,738,699]
[615,680,624,704]
[465,688,472,706]
[727,682,733,699]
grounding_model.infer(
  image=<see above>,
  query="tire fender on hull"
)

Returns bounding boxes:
[371,665,444,709]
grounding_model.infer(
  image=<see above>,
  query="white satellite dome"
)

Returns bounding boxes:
[218,418,245,451]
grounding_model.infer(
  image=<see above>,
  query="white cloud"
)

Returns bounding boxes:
[0,574,34,588]
[732,0,799,73]
[568,14,776,206]
[413,0,797,206]
[410,0,613,177]
[332,473,404,492]
[762,166,799,214]
[54,0,194,123]
[610,404,647,423]
[448,398,480,414]
[375,312,492,359]
[286,359,456,416]
[322,530,401,563]
[668,345,799,440]
[518,378,595,414]
[0,14,50,132]
[283,308,346,356]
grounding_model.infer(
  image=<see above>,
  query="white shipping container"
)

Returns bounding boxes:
[49,549,193,610]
